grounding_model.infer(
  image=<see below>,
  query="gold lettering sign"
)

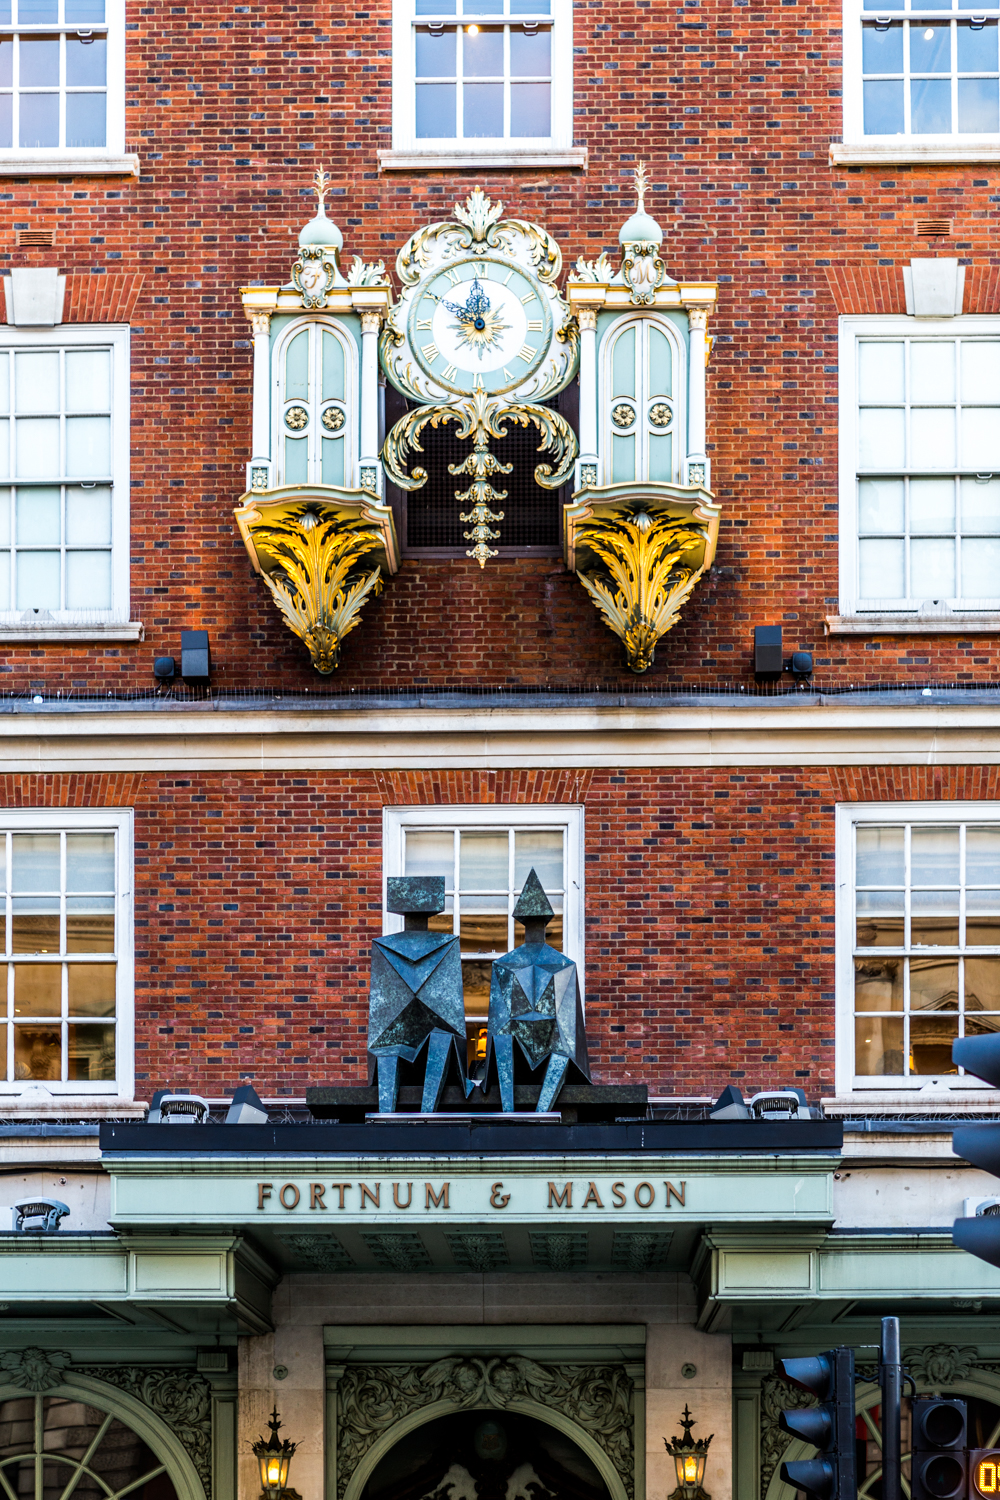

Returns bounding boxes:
[252,1177,688,1213]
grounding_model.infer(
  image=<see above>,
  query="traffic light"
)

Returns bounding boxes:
[952,1036,1000,1268]
[777,1348,856,1500]
[910,1398,968,1500]
[970,1450,1000,1499]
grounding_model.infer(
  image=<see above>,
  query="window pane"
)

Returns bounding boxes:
[0,359,7,415]
[460,907,508,953]
[514,830,563,891]
[967,828,1000,885]
[284,329,309,400]
[910,477,955,535]
[16,548,60,609]
[462,960,490,1018]
[67,962,115,1016]
[857,888,905,947]
[19,93,59,148]
[321,331,345,402]
[65,0,106,19]
[13,1024,60,1080]
[415,26,456,75]
[910,536,955,598]
[966,957,1000,1008]
[510,81,550,135]
[65,351,110,413]
[961,477,1000,534]
[648,326,672,397]
[64,835,113,893]
[864,78,904,133]
[463,82,502,135]
[859,477,904,534]
[858,408,905,469]
[415,0,455,11]
[958,76,1000,132]
[16,487,59,546]
[910,1008,959,1075]
[13,962,61,1015]
[18,0,59,20]
[859,537,905,597]
[957,19,998,70]
[11,904,59,952]
[855,1011,904,1073]
[961,342,1000,406]
[66,416,111,476]
[0,93,11,148]
[911,341,955,406]
[910,954,960,1009]
[463,25,503,74]
[66,550,110,609]
[16,418,60,478]
[910,22,952,72]
[0,551,9,609]
[510,26,550,74]
[863,21,904,70]
[19,36,59,85]
[0,422,8,479]
[459,832,507,889]
[961,407,1000,470]
[910,408,955,470]
[911,888,960,946]
[911,77,952,133]
[65,35,106,86]
[404,830,454,882]
[912,825,960,884]
[67,93,107,153]
[857,825,905,885]
[15,352,59,413]
[859,342,905,405]
[612,326,637,400]
[66,909,114,953]
[966,898,1000,947]
[416,81,456,137]
[961,536,1000,599]
[13,832,59,891]
[65,486,111,545]
[67,1021,114,1080]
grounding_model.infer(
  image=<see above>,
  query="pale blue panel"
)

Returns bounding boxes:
[648,325,672,398]
[322,331,345,402]
[648,432,672,482]
[284,436,308,484]
[321,436,344,487]
[611,327,636,399]
[612,434,635,484]
[285,330,309,401]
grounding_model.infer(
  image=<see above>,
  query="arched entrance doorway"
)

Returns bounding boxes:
[361,1410,612,1500]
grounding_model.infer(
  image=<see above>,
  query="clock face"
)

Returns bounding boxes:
[406,254,553,398]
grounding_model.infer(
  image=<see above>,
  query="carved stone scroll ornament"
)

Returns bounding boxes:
[0,1346,72,1391]
[76,1364,214,1498]
[902,1345,979,1389]
[759,1373,818,1498]
[336,1357,634,1500]
[234,491,399,674]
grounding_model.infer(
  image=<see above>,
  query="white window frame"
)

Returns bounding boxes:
[271,316,357,491]
[0,806,133,1099]
[838,0,1000,163]
[385,0,579,168]
[837,313,1000,621]
[382,804,585,1016]
[836,800,1000,1096]
[0,322,130,626]
[0,0,126,165]
[598,312,688,489]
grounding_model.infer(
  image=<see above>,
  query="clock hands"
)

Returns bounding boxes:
[440,275,512,362]
[442,276,491,330]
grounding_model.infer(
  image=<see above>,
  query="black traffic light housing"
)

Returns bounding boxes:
[777,1347,856,1500]
[911,1398,968,1500]
[952,1036,1000,1268]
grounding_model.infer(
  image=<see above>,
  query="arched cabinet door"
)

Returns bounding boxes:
[275,318,356,488]
[602,316,682,487]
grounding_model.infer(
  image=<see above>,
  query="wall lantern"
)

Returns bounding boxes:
[252,1409,297,1500]
[665,1405,713,1500]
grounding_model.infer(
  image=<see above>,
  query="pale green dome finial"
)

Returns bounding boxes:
[298,166,344,251]
[619,161,662,246]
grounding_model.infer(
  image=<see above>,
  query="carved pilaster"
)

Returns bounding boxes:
[577,306,599,333]
[248,310,272,337]
[359,310,382,336]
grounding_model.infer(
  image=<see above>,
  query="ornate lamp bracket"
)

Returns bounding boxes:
[564,481,722,674]
[234,487,399,674]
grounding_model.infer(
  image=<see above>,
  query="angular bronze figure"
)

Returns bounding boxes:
[485,868,591,1112]
[368,875,470,1113]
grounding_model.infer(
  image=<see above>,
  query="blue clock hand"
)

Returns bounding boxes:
[442,277,491,330]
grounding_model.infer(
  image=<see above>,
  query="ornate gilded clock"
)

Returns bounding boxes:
[379,190,580,565]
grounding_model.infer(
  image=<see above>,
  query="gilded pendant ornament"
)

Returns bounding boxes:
[234,490,398,674]
[611,403,636,429]
[564,486,722,675]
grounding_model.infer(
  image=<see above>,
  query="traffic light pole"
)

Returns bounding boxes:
[881,1316,902,1500]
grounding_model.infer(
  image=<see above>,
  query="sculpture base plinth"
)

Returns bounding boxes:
[306,1082,648,1124]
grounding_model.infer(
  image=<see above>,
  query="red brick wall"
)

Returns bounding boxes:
[30,763,962,1099]
[0,0,997,694]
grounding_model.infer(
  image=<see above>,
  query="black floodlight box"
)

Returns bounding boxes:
[180,630,211,684]
[754,625,783,677]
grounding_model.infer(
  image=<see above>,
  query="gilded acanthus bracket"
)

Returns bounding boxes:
[234,487,399,673]
[381,388,578,568]
[564,484,722,673]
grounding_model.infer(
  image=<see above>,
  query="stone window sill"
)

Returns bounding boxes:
[826,613,1000,635]
[830,140,1000,166]
[0,1096,145,1119]
[823,1090,999,1115]
[0,620,144,643]
[378,146,588,172]
[0,154,140,177]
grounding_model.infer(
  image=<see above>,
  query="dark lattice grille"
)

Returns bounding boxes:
[403,416,563,550]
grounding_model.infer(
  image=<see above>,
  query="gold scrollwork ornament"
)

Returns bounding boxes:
[292,245,337,311]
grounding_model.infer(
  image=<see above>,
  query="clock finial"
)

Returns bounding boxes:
[634,161,649,215]
[313,166,330,209]
[618,161,662,249]
[297,164,343,253]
